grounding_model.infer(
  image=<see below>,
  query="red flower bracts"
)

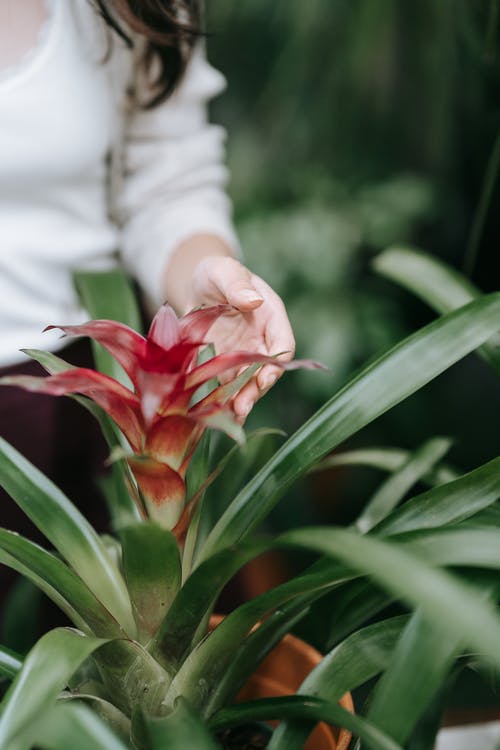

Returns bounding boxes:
[1,304,323,535]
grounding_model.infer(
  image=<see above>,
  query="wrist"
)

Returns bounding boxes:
[163,234,236,315]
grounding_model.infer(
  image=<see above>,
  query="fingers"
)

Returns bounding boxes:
[233,364,283,423]
[252,277,296,391]
[233,379,262,422]
[190,257,296,420]
[204,257,265,311]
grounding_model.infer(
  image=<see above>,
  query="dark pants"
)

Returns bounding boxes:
[0,341,108,635]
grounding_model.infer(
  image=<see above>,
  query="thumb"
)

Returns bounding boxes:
[212,259,264,311]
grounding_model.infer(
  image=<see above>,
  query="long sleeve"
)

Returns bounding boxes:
[117,46,240,309]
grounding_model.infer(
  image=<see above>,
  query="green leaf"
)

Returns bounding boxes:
[373,246,500,375]
[0,628,107,748]
[133,700,219,750]
[165,560,353,713]
[74,269,143,385]
[199,294,500,560]
[0,436,136,636]
[356,437,452,533]
[0,529,126,637]
[0,547,88,632]
[267,617,409,750]
[59,691,131,740]
[0,645,22,680]
[36,702,130,750]
[220,605,312,705]
[377,456,500,535]
[171,503,500,716]
[365,611,463,744]
[121,522,181,643]
[401,528,500,569]
[194,428,286,563]
[278,528,500,672]
[182,432,214,581]
[210,696,403,750]
[150,539,269,673]
[183,429,286,580]
[406,675,457,750]
[94,638,172,717]
[311,447,458,486]
[21,348,75,375]
[323,580,391,650]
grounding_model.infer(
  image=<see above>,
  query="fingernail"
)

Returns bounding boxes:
[239,289,264,305]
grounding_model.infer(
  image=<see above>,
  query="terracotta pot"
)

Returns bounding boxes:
[210,615,353,750]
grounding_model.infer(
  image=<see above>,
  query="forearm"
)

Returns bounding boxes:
[162,233,236,315]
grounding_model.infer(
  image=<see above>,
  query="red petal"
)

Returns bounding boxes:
[179,305,234,342]
[45,320,146,389]
[147,304,181,350]
[135,370,183,426]
[128,457,186,530]
[0,370,144,452]
[145,415,199,472]
[186,352,326,389]
[142,341,200,374]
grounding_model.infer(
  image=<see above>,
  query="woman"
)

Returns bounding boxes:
[0,0,295,611]
[0,0,295,412]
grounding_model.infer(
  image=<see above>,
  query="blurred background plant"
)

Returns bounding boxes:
[205,0,500,502]
[204,0,500,728]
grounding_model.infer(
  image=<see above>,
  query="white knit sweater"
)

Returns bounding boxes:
[0,0,238,366]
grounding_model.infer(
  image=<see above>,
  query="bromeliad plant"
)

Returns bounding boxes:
[1,252,500,750]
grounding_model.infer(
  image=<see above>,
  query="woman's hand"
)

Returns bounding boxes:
[187,255,295,420]
[163,234,295,420]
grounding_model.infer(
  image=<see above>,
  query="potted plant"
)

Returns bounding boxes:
[0,249,499,750]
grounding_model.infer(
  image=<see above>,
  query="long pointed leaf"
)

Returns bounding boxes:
[373,246,500,374]
[356,437,452,532]
[121,522,181,642]
[200,294,500,559]
[165,561,354,712]
[312,447,458,486]
[134,700,219,750]
[150,539,270,672]
[0,645,22,680]
[0,437,136,636]
[278,528,500,671]
[174,524,500,717]
[0,547,88,631]
[269,616,408,750]
[378,456,500,535]
[0,529,125,637]
[0,628,107,748]
[210,696,402,750]
[37,701,130,750]
[401,528,500,568]
[324,581,390,649]
[366,611,462,744]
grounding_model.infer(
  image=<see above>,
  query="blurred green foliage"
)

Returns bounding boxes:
[206,0,499,434]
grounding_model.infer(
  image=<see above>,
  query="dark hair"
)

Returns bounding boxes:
[93,1,202,108]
